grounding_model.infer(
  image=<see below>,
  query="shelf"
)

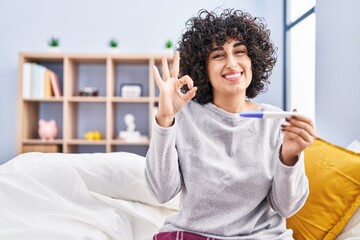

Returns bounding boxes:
[67,139,107,145]
[112,97,151,103]
[22,139,63,144]
[23,98,64,102]
[18,52,162,156]
[111,138,150,145]
[68,97,107,102]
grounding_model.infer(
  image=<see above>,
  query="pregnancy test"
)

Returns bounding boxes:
[239,111,298,119]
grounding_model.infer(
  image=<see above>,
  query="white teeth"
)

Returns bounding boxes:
[225,73,241,79]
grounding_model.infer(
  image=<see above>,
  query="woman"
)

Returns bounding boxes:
[145,8,317,239]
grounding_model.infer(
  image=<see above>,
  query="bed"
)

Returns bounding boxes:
[0,152,179,240]
[0,138,359,240]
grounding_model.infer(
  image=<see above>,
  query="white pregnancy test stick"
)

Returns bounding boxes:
[239,111,298,119]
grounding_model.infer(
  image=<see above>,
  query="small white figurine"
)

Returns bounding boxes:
[119,113,141,141]
[124,113,136,132]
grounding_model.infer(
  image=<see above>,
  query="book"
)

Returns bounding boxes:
[32,64,47,98]
[44,70,53,98]
[23,63,61,98]
[30,63,37,98]
[49,71,61,97]
[22,63,32,98]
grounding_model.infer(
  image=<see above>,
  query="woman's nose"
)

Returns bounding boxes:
[226,55,237,69]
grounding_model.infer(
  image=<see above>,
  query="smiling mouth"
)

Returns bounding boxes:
[223,72,242,81]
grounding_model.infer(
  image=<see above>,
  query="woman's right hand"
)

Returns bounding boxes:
[152,51,197,127]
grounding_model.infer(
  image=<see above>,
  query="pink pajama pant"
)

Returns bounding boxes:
[153,231,217,240]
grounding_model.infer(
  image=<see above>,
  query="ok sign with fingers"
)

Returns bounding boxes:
[152,51,198,127]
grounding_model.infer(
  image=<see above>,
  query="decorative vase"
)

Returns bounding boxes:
[48,46,60,52]
[108,47,120,53]
[164,48,173,55]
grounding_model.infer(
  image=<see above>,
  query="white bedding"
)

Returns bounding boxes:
[1,151,359,240]
[0,152,178,240]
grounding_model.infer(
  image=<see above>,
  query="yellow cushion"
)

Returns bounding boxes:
[286,138,360,240]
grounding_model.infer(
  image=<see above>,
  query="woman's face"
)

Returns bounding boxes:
[207,38,252,100]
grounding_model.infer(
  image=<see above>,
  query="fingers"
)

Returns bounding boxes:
[282,129,313,147]
[281,115,317,143]
[177,75,196,102]
[163,51,180,81]
[177,75,194,89]
[290,115,317,137]
[171,51,180,79]
[153,65,195,92]
[183,86,198,102]
[291,109,315,129]
[155,53,196,102]
[162,56,170,81]
[152,65,163,88]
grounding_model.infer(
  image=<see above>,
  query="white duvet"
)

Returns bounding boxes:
[0,152,179,240]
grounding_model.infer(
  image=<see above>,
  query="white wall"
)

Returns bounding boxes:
[0,0,283,163]
[315,0,360,147]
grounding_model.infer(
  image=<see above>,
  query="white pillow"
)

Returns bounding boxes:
[336,208,360,239]
[336,142,360,239]
[11,152,180,211]
[347,140,360,153]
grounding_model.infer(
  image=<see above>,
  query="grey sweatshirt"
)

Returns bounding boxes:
[145,101,308,239]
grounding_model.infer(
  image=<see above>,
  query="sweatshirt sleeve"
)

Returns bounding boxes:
[144,117,182,204]
[268,151,309,218]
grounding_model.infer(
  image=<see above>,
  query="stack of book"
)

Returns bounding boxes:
[22,63,61,98]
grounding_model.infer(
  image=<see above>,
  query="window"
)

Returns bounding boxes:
[287,0,316,23]
[284,0,316,120]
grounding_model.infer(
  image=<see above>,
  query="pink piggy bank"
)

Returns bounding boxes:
[38,119,58,140]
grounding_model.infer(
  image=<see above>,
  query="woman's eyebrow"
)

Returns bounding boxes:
[210,42,243,52]
[210,46,223,52]
[233,42,243,47]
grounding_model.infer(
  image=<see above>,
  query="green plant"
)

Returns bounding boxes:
[165,40,173,49]
[109,38,118,48]
[48,37,59,47]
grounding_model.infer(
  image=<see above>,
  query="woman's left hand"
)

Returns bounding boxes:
[280,111,317,166]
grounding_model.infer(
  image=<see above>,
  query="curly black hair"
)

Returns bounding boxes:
[177,8,277,104]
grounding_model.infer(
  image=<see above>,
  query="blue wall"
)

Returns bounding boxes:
[315,0,360,147]
[0,0,283,163]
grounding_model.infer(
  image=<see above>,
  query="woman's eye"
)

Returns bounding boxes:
[212,53,224,59]
[235,49,245,55]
